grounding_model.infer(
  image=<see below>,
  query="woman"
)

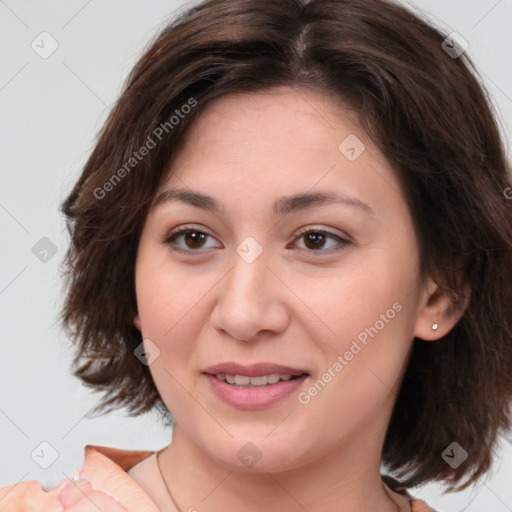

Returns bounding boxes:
[1,0,511,510]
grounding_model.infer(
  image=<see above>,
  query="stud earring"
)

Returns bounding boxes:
[432,323,439,331]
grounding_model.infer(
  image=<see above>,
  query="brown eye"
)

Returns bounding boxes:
[164,226,221,253]
[182,231,207,249]
[293,228,351,254]
[303,232,327,250]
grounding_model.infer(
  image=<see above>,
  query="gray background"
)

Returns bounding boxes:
[1,0,511,510]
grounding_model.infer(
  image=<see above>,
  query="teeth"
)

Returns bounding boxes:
[267,374,281,384]
[214,373,298,387]
[234,375,251,386]
[250,375,268,386]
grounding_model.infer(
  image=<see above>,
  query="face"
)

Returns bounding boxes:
[133,86,429,473]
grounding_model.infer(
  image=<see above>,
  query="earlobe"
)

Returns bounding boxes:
[413,277,470,341]
[133,314,142,331]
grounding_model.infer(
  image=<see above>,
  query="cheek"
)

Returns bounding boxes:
[134,248,206,362]
[292,244,418,397]
[136,234,195,326]
[294,254,416,353]
[135,259,213,422]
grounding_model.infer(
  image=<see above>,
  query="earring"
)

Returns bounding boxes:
[432,323,439,331]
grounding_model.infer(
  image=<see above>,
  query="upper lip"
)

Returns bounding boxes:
[203,362,309,377]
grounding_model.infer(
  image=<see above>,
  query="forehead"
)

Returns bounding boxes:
[156,86,406,219]
[174,86,360,160]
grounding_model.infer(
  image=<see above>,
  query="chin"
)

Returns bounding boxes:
[203,435,310,474]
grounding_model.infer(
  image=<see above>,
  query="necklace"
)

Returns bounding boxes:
[156,449,183,512]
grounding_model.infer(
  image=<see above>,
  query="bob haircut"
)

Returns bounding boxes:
[60,0,512,492]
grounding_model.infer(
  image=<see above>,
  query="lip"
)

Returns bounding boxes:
[204,374,309,409]
[202,362,309,410]
[202,362,308,377]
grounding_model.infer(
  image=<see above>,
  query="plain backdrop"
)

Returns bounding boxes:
[1,0,511,510]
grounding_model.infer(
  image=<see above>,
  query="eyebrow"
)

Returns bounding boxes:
[153,188,373,216]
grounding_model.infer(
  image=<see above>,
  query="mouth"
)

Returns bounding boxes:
[202,362,309,383]
[202,362,309,409]
[207,372,306,387]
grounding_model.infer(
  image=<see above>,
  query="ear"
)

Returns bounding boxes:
[414,277,471,341]
[133,313,142,332]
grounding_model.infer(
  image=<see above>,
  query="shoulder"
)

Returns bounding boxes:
[0,444,159,512]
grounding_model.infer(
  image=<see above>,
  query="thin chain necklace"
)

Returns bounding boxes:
[156,449,404,512]
[156,449,183,512]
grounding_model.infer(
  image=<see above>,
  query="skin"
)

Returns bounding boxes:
[131,85,467,512]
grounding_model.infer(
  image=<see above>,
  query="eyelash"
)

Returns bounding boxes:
[163,225,351,256]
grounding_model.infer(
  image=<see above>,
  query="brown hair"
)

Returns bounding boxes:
[60,0,512,491]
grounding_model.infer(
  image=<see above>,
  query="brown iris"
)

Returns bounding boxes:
[184,231,207,249]
[303,232,326,250]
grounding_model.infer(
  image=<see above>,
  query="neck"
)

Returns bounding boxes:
[158,425,405,512]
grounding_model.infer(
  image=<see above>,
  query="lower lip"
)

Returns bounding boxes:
[204,374,308,409]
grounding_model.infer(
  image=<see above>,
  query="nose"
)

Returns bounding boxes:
[210,245,290,342]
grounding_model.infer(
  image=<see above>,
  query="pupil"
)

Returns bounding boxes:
[185,232,205,248]
[305,232,325,249]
